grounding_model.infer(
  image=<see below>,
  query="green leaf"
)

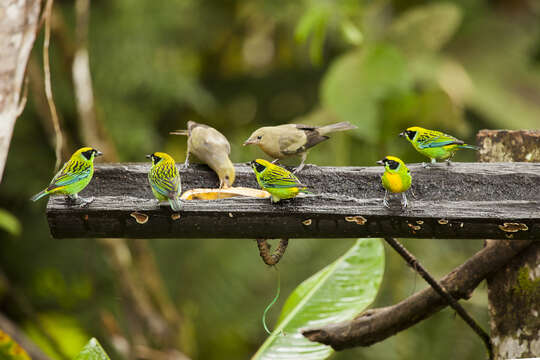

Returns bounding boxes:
[321,44,411,141]
[295,4,330,65]
[252,238,385,360]
[74,338,110,360]
[0,209,21,236]
[0,329,31,360]
[387,2,462,54]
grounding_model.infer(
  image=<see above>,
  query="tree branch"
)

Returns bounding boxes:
[383,237,492,359]
[302,239,536,350]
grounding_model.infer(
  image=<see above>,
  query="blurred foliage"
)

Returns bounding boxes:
[1,0,539,359]
[254,238,384,359]
[0,329,30,360]
[0,210,21,237]
[24,313,89,359]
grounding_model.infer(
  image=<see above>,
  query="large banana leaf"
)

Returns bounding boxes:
[252,238,385,360]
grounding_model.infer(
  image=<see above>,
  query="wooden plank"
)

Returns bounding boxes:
[46,162,540,239]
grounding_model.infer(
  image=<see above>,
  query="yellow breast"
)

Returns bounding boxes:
[383,172,404,193]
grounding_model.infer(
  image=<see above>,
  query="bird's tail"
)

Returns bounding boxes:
[170,130,189,136]
[458,144,480,151]
[169,198,182,211]
[318,121,357,136]
[30,190,48,202]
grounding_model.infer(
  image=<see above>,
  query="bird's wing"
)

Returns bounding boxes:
[294,125,329,152]
[151,175,180,199]
[278,129,307,155]
[260,168,305,189]
[416,131,464,149]
[47,160,91,191]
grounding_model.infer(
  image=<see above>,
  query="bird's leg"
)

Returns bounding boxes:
[293,153,307,174]
[383,190,390,208]
[183,151,190,168]
[445,159,452,166]
[401,192,408,209]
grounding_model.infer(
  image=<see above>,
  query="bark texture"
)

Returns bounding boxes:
[45,162,540,239]
[478,129,540,359]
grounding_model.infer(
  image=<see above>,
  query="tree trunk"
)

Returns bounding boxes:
[0,0,42,181]
[477,129,540,359]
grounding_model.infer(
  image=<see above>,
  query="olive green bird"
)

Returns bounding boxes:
[377,156,412,209]
[400,126,479,166]
[31,147,102,206]
[170,121,235,188]
[146,152,182,211]
[244,122,357,173]
[251,159,308,203]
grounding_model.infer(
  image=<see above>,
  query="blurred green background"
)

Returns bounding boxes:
[1,0,539,359]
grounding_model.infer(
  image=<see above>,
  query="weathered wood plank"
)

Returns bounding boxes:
[46,162,540,239]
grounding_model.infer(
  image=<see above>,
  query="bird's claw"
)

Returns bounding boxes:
[67,195,94,207]
[401,193,408,209]
[383,199,390,208]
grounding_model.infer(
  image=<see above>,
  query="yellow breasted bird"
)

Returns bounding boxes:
[31,147,102,206]
[400,126,479,166]
[377,156,412,209]
[251,159,308,203]
[244,122,357,173]
[146,152,182,211]
[170,121,235,188]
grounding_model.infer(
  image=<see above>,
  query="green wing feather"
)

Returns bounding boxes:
[416,131,463,149]
[260,167,306,189]
[47,160,92,191]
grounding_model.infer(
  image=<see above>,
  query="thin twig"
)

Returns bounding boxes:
[16,76,29,117]
[42,0,63,172]
[384,237,493,360]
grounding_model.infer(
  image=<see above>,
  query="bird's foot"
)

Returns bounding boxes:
[421,162,430,168]
[67,195,94,207]
[292,164,307,174]
[445,160,452,166]
[401,193,408,209]
[383,198,390,208]
[410,188,417,199]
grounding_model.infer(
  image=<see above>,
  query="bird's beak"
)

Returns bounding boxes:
[376,160,384,165]
[95,150,103,157]
[145,154,152,159]
[399,132,405,137]
[243,139,255,146]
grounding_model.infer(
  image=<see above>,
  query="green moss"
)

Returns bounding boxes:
[513,266,540,298]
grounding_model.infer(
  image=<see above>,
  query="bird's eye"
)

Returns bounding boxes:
[388,161,399,170]
[406,131,416,141]
[257,135,262,140]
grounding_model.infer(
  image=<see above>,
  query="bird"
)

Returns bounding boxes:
[250,159,308,203]
[377,156,412,209]
[243,122,357,173]
[146,152,182,211]
[170,121,235,188]
[400,126,479,166]
[31,147,102,206]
